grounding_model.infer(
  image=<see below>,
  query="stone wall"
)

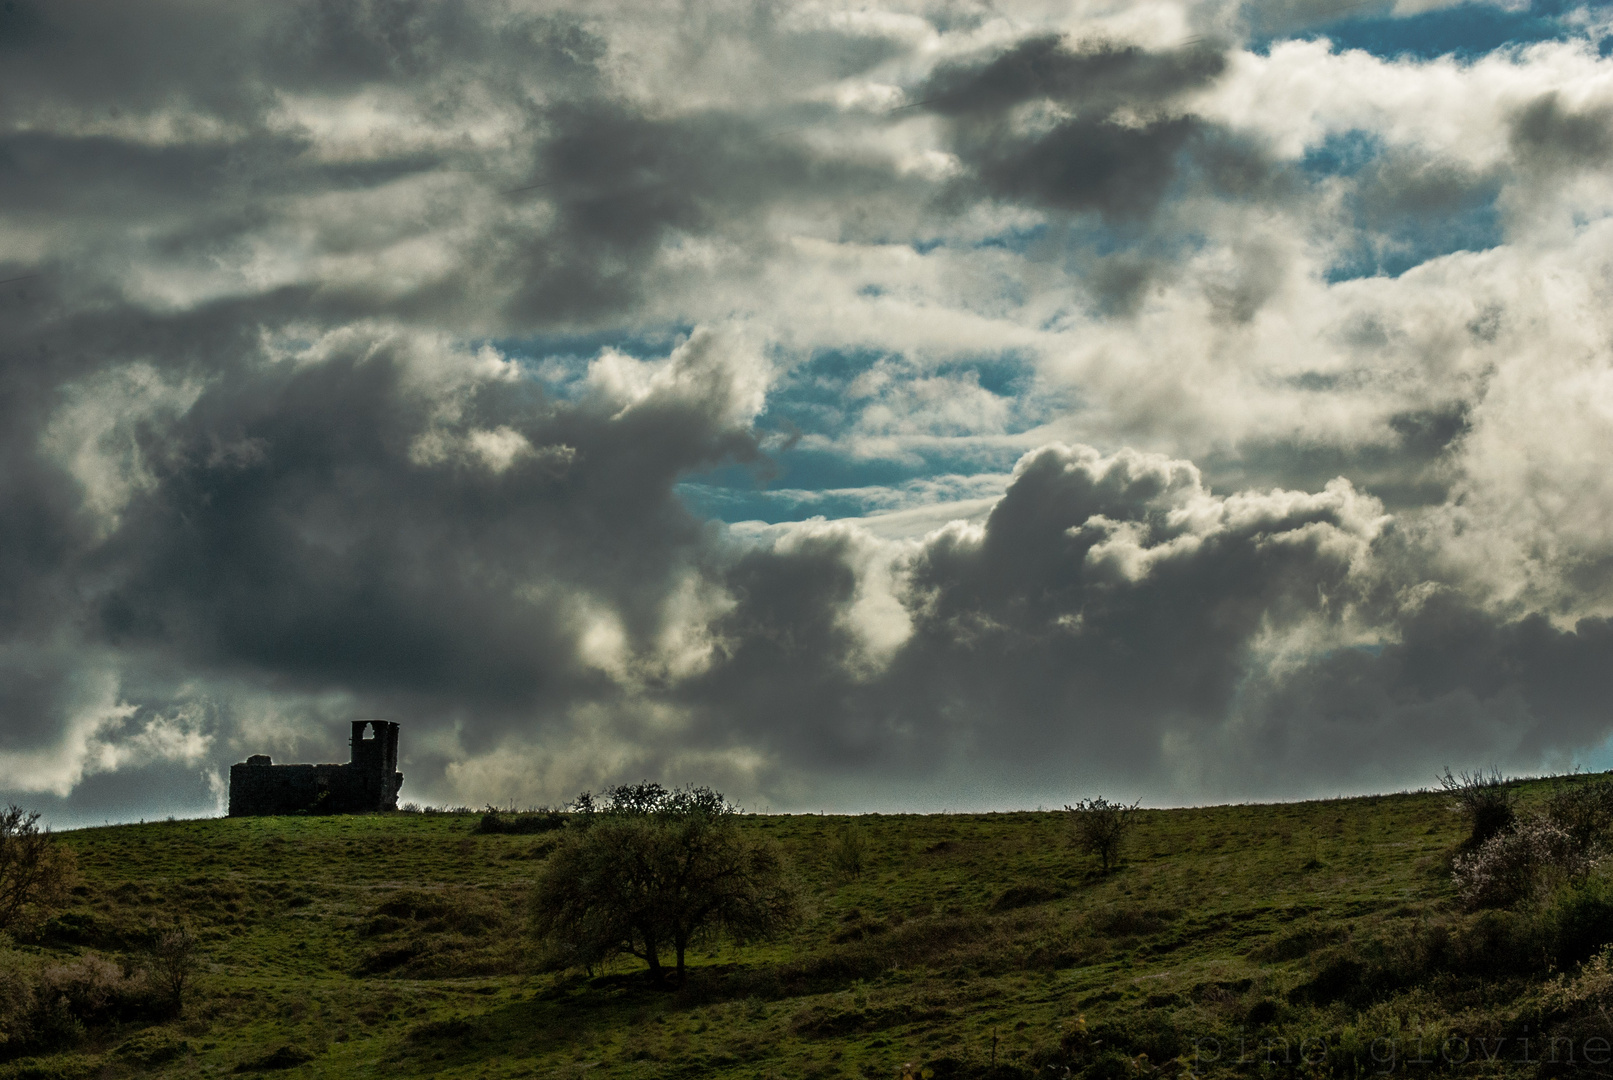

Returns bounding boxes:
[227,721,404,815]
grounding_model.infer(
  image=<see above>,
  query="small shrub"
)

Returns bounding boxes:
[1541,943,1613,1063]
[1287,951,1374,1006]
[112,1029,189,1067]
[232,1044,315,1072]
[0,960,35,1058]
[992,884,1063,912]
[1065,798,1140,874]
[1440,767,1516,851]
[828,824,867,881]
[1253,924,1341,961]
[406,1016,473,1044]
[1543,942,1613,1014]
[0,950,159,1059]
[1095,906,1171,937]
[1082,1049,1140,1080]
[475,810,566,835]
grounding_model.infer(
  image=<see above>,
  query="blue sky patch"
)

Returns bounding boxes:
[1285,0,1583,61]
[1302,130,1383,178]
[1296,131,1504,280]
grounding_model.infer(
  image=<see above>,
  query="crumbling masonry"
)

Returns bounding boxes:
[228,721,404,815]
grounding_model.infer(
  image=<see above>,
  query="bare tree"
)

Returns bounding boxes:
[1065,797,1141,874]
[150,925,199,1015]
[532,784,799,984]
[0,805,75,932]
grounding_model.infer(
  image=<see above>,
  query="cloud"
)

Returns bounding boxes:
[40,363,205,540]
[658,445,1391,796]
[0,649,213,798]
[4,0,1613,819]
[1207,593,1613,798]
[1509,91,1613,171]
[914,36,1274,221]
[918,36,1230,118]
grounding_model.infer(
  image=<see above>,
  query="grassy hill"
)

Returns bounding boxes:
[3,778,1610,1079]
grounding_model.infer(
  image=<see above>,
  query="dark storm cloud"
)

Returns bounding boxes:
[1309,146,1504,279]
[685,531,891,770]
[0,131,451,223]
[0,283,263,657]
[1200,403,1471,512]
[0,0,933,810]
[970,114,1202,219]
[1083,252,1163,316]
[917,36,1227,117]
[0,648,82,754]
[0,0,912,330]
[916,36,1277,221]
[678,445,1382,784]
[501,102,901,323]
[1510,92,1613,170]
[0,1,603,122]
[1234,593,1613,783]
[1357,153,1497,222]
[1232,0,1394,41]
[22,760,225,829]
[85,327,760,710]
[674,444,1613,796]
[0,242,769,784]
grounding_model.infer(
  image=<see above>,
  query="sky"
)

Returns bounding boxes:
[4,0,1613,825]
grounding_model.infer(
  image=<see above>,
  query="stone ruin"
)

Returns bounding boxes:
[227,720,404,816]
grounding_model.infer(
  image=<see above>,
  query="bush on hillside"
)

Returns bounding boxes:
[1065,798,1140,874]
[475,810,566,835]
[0,806,75,933]
[1452,815,1595,909]
[1440,767,1516,851]
[1545,778,1613,852]
[0,951,159,1061]
[1289,908,1547,1007]
[1541,876,1613,968]
[828,824,867,881]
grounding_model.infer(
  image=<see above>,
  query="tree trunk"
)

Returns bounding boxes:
[675,937,687,984]
[643,935,662,982]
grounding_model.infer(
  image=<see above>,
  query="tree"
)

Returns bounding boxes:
[1065,797,1141,874]
[0,805,75,932]
[150,925,198,1015]
[532,783,799,984]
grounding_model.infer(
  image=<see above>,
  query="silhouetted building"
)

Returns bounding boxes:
[228,721,404,815]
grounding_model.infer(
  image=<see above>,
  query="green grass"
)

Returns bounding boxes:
[2,779,1603,1079]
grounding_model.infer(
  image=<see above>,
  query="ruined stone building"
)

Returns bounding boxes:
[228,721,404,815]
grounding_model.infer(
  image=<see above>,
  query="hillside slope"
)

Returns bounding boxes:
[2,780,1604,1079]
